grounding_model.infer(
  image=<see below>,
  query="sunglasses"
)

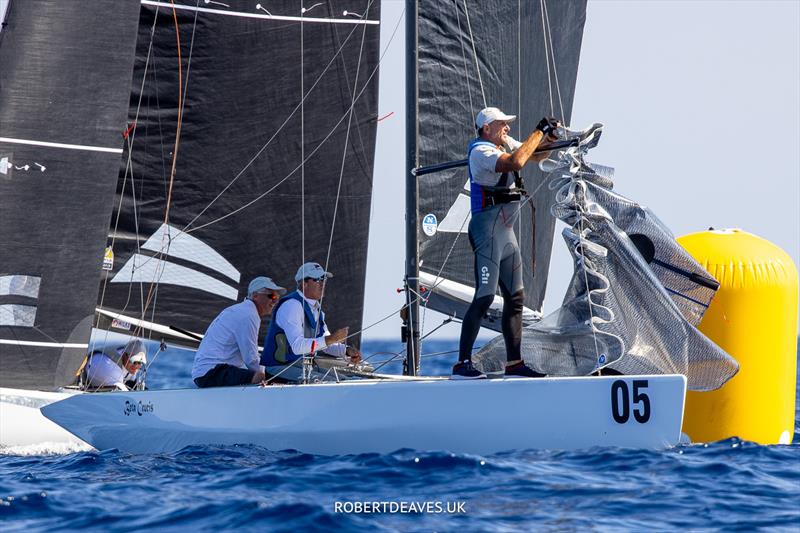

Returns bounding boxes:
[304,277,326,284]
[256,290,279,301]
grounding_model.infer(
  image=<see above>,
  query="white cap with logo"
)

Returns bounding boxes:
[295,262,333,282]
[475,107,517,129]
[247,276,287,297]
[120,339,147,365]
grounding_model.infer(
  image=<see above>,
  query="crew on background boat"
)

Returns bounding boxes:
[192,276,285,388]
[454,107,559,379]
[261,262,361,382]
[83,338,147,390]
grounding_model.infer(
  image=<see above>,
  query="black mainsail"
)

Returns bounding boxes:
[414,0,587,331]
[0,0,141,390]
[96,1,381,346]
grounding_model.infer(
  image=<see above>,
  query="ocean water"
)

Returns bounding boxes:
[1,339,798,532]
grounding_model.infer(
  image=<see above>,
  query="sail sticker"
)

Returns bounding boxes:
[0,156,9,175]
[422,214,438,236]
[102,247,114,271]
[111,318,132,331]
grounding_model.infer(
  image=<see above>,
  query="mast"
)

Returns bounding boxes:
[403,0,420,375]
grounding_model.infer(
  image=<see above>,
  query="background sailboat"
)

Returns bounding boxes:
[0,0,142,391]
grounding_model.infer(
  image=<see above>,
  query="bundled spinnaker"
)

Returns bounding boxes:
[474,124,738,391]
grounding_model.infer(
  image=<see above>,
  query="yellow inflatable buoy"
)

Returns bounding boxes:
[678,229,798,444]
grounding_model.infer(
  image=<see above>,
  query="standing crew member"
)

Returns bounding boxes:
[453,107,558,379]
[192,276,285,388]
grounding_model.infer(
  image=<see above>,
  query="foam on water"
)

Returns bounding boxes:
[0,441,93,457]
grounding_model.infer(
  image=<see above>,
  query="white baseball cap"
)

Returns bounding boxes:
[247,276,286,297]
[475,107,517,129]
[295,262,333,282]
[120,339,147,365]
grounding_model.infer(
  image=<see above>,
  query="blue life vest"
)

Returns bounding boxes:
[261,290,327,366]
[468,138,514,214]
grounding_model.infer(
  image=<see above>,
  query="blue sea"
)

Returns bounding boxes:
[2,339,798,532]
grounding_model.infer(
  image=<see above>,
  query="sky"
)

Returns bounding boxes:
[361,0,800,342]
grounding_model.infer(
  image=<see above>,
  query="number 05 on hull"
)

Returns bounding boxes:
[41,375,687,455]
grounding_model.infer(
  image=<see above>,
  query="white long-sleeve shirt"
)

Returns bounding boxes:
[191,299,263,380]
[273,292,346,358]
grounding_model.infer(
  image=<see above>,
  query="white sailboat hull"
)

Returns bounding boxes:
[41,375,686,455]
[0,387,90,451]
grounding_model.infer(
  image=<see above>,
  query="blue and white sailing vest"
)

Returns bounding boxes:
[467,138,514,214]
[261,290,327,366]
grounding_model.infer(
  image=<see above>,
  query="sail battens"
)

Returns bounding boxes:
[0,339,88,349]
[140,1,379,25]
[0,137,123,154]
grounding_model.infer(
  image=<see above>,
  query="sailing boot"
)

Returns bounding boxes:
[504,360,546,378]
[451,360,487,380]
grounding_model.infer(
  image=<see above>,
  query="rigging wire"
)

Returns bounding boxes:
[322,1,372,286]
[453,0,474,120]
[518,0,522,138]
[184,7,403,234]
[134,0,201,337]
[301,0,305,277]
[538,0,554,117]
[178,12,379,235]
[462,0,486,109]
[94,12,159,345]
[539,0,600,364]
[144,1,201,337]
[542,0,566,123]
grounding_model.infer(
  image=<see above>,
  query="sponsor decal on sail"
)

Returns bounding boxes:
[102,247,114,271]
[110,224,240,300]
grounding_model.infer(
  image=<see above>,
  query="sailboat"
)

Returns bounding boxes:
[2,0,743,453]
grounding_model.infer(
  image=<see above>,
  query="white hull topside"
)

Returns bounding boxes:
[42,375,687,455]
[0,387,91,451]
